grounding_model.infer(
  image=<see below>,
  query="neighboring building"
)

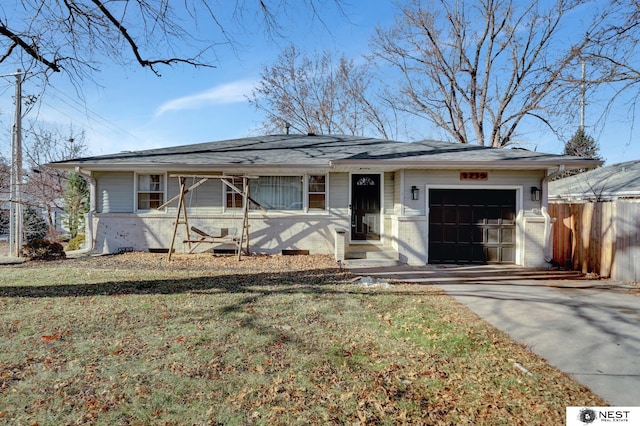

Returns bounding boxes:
[548,160,640,283]
[549,160,640,202]
[50,134,600,266]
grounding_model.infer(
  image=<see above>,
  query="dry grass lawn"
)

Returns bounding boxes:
[0,253,605,425]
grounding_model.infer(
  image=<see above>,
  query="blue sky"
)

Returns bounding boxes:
[0,0,638,165]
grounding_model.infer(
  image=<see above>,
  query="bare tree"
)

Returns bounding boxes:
[249,45,394,138]
[575,0,640,129]
[370,0,604,147]
[582,1,640,82]
[0,157,8,195]
[21,123,87,233]
[0,159,9,228]
[0,0,345,80]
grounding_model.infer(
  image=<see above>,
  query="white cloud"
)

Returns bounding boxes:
[154,79,256,116]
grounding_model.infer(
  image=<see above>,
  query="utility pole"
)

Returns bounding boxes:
[580,59,586,131]
[7,69,25,257]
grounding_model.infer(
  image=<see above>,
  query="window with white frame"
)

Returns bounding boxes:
[225,177,245,209]
[137,173,164,210]
[224,174,327,211]
[308,175,326,211]
[251,176,303,210]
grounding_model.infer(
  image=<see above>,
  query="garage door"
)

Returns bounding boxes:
[429,189,516,264]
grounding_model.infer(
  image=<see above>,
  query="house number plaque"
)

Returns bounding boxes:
[460,171,488,181]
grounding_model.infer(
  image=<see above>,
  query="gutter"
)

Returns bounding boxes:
[69,167,96,255]
[50,163,332,172]
[540,165,566,263]
[329,158,602,170]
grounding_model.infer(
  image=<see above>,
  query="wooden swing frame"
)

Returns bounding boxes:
[157,174,264,261]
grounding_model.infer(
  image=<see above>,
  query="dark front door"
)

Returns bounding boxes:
[429,189,516,264]
[351,174,381,240]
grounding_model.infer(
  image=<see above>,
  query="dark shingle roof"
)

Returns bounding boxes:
[50,134,601,171]
[549,160,640,201]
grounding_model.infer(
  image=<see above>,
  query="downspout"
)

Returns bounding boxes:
[72,167,96,254]
[540,165,565,263]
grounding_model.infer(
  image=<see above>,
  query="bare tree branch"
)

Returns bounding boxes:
[248,45,396,138]
[0,0,346,82]
[371,0,605,147]
[0,22,61,72]
[21,123,88,231]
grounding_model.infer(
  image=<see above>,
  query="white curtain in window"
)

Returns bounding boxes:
[251,176,303,210]
[138,174,162,191]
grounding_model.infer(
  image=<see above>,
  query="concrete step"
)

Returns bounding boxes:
[342,258,401,268]
[344,245,399,266]
[346,251,398,260]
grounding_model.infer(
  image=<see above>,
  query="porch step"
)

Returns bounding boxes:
[342,258,401,268]
[343,245,400,267]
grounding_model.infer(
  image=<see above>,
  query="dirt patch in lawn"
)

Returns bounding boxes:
[25,251,336,269]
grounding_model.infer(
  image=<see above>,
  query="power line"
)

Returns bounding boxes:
[40,85,142,142]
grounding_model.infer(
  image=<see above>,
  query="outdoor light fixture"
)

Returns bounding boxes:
[531,186,541,201]
[411,186,420,200]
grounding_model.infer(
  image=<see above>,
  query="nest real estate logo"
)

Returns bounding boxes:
[567,407,639,425]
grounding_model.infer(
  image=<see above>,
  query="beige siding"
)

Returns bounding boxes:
[165,176,223,214]
[384,172,394,213]
[329,172,349,210]
[394,171,402,215]
[383,172,395,243]
[95,171,134,213]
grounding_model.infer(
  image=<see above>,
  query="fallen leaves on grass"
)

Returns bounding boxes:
[0,253,607,425]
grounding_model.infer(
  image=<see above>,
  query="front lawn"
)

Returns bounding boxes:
[0,254,605,425]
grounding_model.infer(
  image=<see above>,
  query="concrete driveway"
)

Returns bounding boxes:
[348,264,640,406]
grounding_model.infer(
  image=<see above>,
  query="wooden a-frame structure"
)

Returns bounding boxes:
[157,175,264,261]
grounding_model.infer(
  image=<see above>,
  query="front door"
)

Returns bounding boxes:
[351,174,381,240]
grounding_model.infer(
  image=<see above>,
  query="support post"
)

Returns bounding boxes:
[167,177,191,261]
[237,176,250,260]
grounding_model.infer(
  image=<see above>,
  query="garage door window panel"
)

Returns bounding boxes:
[487,228,500,243]
[486,247,500,262]
[501,228,515,243]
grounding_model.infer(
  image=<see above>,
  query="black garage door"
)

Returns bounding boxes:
[429,189,516,264]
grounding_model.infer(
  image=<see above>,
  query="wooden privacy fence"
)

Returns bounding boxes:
[549,201,640,283]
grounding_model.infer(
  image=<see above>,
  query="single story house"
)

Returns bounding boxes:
[549,159,640,202]
[50,134,601,266]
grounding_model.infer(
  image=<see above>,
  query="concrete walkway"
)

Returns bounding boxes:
[348,264,640,406]
[0,256,28,265]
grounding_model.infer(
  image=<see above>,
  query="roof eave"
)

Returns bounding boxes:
[549,189,640,201]
[329,159,603,170]
[47,162,331,172]
[50,158,603,172]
